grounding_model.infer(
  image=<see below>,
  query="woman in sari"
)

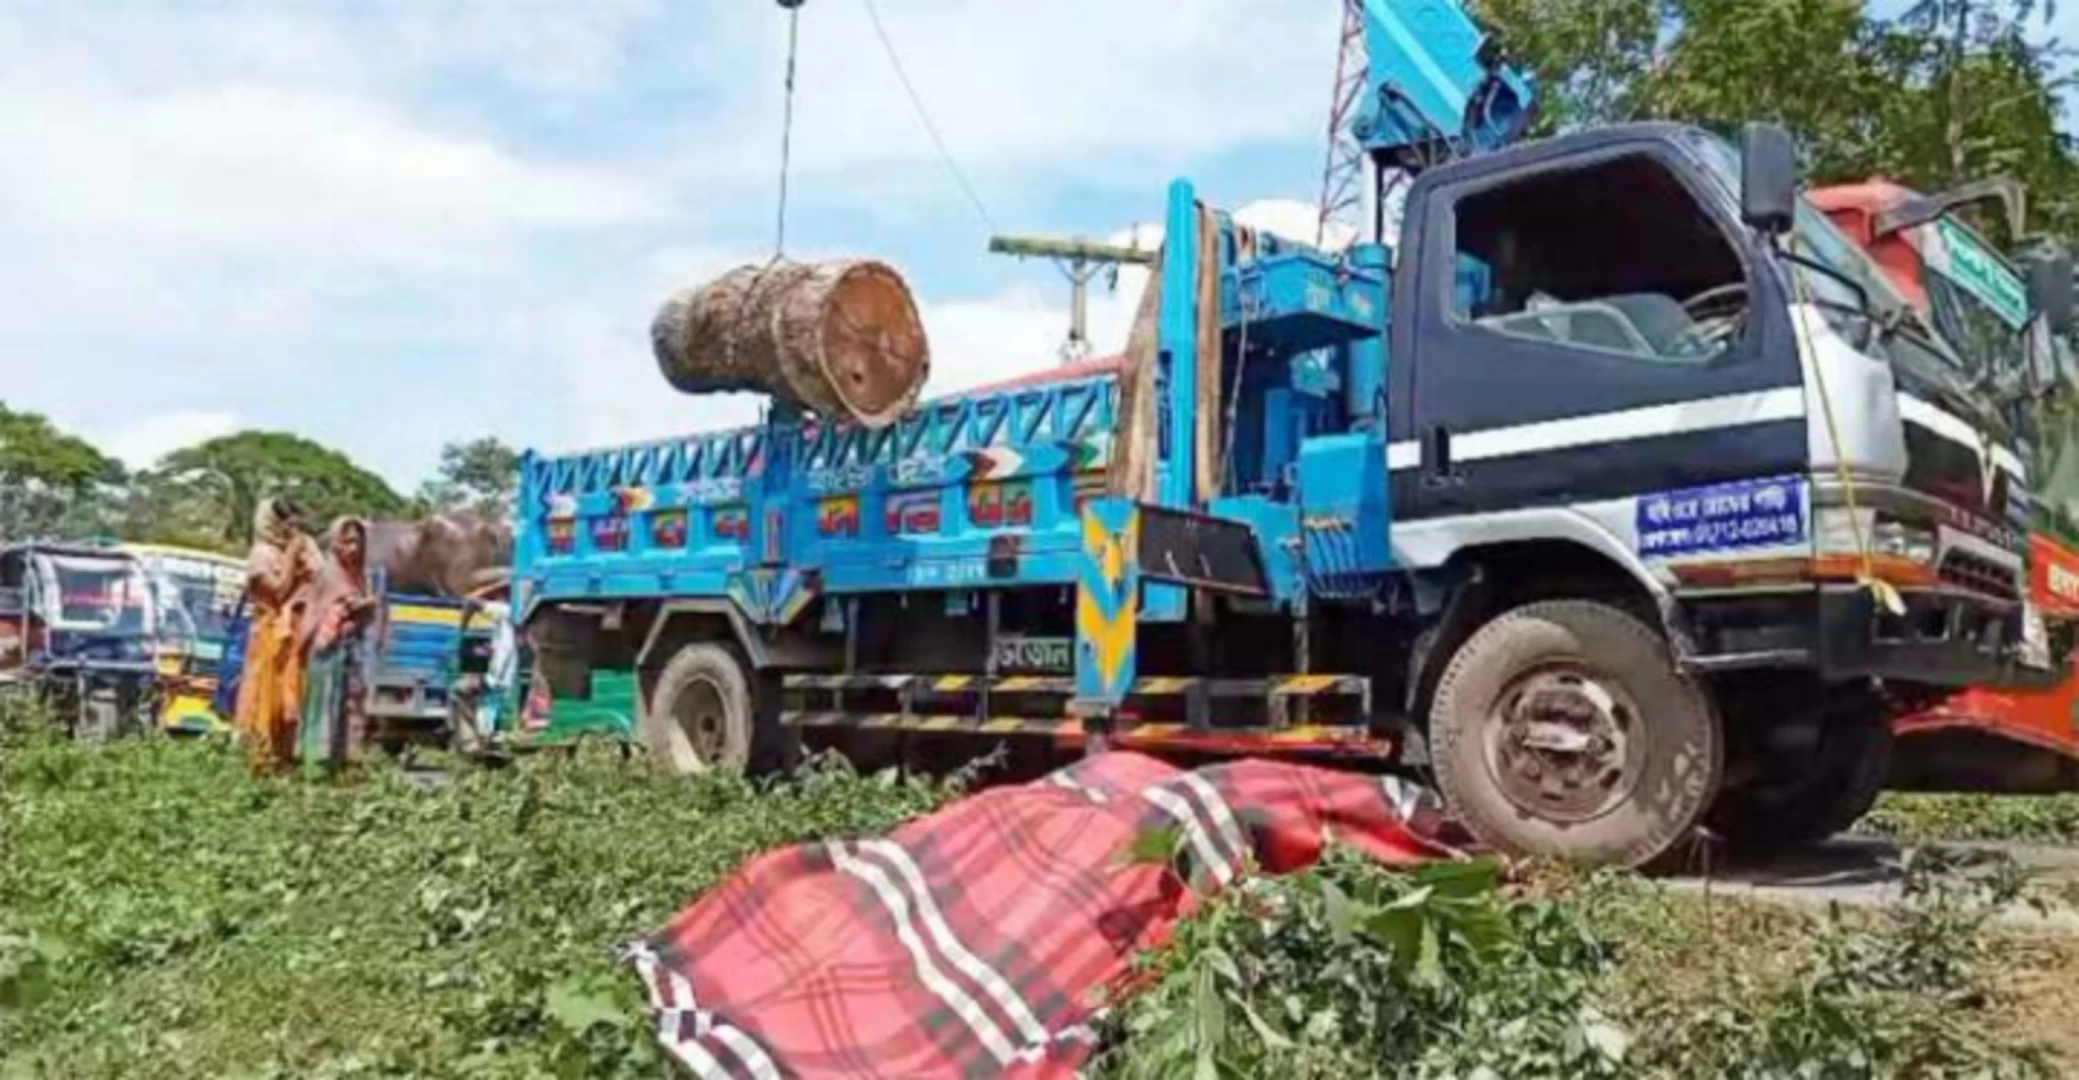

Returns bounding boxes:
[234,498,321,773]
[300,517,376,772]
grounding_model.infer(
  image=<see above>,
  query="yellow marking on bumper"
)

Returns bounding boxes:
[1275,675,1342,695]
[388,604,465,627]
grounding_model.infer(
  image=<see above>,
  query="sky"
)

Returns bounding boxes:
[0,0,1344,491]
[1,1,2072,493]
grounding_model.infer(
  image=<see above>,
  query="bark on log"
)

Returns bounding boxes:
[366,516,513,599]
[652,259,930,428]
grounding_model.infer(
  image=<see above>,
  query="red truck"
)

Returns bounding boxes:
[1816,178,2079,793]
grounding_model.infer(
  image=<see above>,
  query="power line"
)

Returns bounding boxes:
[859,0,999,236]
[774,1,805,257]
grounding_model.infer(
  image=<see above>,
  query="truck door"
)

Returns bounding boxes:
[1392,136,1807,527]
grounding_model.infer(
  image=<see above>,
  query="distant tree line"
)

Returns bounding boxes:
[0,403,519,553]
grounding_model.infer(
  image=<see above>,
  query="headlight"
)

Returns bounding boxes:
[1817,509,1937,564]
[1870,518,1939,564]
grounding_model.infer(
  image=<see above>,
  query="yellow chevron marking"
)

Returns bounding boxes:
[996,676,1042,691]
[934,675,973,691]
[1075,591,1136,695]
[917,715,964,731]
[981,718,1025,733]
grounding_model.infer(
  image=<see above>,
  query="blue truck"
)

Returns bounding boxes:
[508,0,2070,866]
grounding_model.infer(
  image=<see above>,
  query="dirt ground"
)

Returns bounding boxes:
[1986,931,2079,1068]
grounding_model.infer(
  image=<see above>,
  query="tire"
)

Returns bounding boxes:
[1429,600,1722,868]
[642,643,780,775]
[1707,711,1892,854]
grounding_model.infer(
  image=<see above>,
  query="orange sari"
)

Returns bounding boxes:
[234,500,320,773]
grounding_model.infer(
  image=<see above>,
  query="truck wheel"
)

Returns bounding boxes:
[1429,600,1721,868]
[1707,713,1891,854]
[643,643,776,775]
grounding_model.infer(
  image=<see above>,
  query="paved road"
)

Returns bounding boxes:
[1665,836,2079,931]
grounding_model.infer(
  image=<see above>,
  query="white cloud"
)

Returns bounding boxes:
[684,0,1339,197]
[88,409,242,472]
[0,80,665,272]
[0,0,1348,489]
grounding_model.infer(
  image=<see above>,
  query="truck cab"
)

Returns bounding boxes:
[1394,124,2034,682]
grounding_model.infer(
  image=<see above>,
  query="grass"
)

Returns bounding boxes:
[3,699,2074,1078]
[1096,852,2070,1078]
[1858,792,2079,846]
[0,716,949,1078]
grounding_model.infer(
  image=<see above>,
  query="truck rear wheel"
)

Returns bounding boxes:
[642,643,778,775]
[1429,600,1721,868]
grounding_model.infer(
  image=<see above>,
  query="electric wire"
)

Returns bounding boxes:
[774,1,804,258]
[860,0,1000,237]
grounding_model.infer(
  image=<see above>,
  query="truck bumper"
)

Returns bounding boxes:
[1813,585,2034,689]
[1684,585,2050,692]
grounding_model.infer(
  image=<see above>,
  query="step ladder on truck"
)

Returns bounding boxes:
[509,0,2068,867]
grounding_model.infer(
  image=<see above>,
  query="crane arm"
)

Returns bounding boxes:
[1353,0,1536,167]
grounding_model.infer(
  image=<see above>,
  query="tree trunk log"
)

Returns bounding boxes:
[652,259,931,428]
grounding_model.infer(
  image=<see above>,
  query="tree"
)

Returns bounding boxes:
[415,437,520,523]
[150,431,406,548]
[0,402,125,539]
[1473,0,2074,229]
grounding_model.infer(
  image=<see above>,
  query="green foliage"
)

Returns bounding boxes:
[1614,849,2055,1077]
[1859,791,2079,844]
[1095,848,2053,1079]
[151,431,406,548]
[1473,0,2076,233]
[416,437,521,524]
[0,729,949,1078]
[0,402,126,539]
[1097,851,1631,1079]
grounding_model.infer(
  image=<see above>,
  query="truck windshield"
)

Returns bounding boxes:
[1910,216,2048,392]
[1678,131,1973,376]
[40,555,153,636]
[139,554,243,649]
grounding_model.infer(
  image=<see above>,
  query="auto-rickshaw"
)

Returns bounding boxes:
[125,544,246,736]
[0,541,160,739]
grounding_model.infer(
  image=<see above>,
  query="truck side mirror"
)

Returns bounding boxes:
[1740,123,1799,235]
[2025,246,2075,339]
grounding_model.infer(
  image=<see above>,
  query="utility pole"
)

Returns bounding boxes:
[988,235,1155,361]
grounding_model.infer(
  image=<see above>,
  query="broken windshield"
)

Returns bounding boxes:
[1911,216,2049,395]
[1678,130,1973,376]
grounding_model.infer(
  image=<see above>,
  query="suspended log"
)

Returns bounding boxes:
[651,259,931,428]
[366,515,513,598]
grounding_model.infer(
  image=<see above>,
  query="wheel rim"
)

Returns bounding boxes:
[666,674,736,772]
[1482,663,1645,824]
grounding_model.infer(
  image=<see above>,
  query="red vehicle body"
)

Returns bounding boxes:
[1816,179,2079,792]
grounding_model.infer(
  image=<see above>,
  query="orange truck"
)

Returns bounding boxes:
[1816,179,2079,792]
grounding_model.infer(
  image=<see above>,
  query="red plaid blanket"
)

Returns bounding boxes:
[628,752,1450,1078]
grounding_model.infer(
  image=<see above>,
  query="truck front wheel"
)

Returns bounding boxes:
[1429,600,1722,868]
[642,643,779,775]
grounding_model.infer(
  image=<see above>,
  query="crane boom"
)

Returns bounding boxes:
[1354,0,1535,164]
[1319,0,1537,238]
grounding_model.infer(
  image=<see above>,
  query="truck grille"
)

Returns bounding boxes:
[1938,549,2019,602]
